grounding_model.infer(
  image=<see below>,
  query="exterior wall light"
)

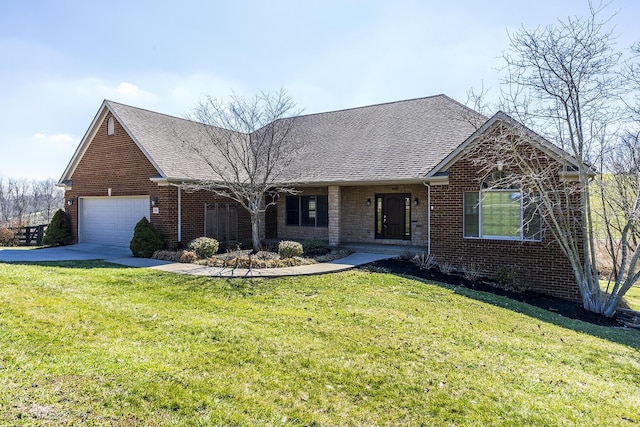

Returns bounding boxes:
[151,196,158,207]
[414,197,419,206]
[366,198,371,206]
[67,199,74,206]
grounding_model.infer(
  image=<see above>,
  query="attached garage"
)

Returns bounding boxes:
[79,196,150,247]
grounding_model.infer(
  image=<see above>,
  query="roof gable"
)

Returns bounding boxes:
[59,100,166,183]
[424,111,583,180]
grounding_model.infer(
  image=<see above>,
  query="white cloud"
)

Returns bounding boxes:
[31,131,75,147]
[50,133,74,143]
[114,81,158,103]
[117,81,140,96]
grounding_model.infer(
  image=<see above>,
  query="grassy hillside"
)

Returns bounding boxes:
[0,262,638,426]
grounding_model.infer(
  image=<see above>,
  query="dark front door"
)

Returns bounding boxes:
[375,193,410,240]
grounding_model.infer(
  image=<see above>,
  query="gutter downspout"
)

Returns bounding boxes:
[177,186,181,245]
[169,183,182,247]
[423,181,431,255]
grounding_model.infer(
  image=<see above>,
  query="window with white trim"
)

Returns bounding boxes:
[463,172,541,241]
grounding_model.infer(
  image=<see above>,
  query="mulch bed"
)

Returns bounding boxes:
[368,258,622,328]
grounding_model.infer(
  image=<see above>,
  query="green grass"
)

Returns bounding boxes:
[0,262,639,426]
[623,285,640,311]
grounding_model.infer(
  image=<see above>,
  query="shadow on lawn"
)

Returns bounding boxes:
[4,260,131,269]
[367,259,640,350]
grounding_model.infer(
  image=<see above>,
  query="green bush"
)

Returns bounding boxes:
[0,226,17,246]
[129,217,163,258]
[188,237,219,258]
[278,240,304,259]
[303,237,330,256]
[43,209,72,246]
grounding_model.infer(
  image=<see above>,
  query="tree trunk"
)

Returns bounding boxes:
[251,212,260,253]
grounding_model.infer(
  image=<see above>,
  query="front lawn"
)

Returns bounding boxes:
[623,284,640,311]
[0,262,638,426]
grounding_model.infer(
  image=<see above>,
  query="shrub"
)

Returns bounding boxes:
[492,265,528,292]
[42,209,72,246]
[152,250,183,262]
[0,226,16,246]
[412,253,437,270]
[314,248,352,263]
[462,263,481,281]
[303,237,330,256]
[438,262,453,274]
[278,240,303,258]
[223,240,242,252]
[129,217,163,258]
[188,237,219,258]
[179,250,198,263]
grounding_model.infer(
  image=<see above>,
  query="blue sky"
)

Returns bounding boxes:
[1,0,638,180]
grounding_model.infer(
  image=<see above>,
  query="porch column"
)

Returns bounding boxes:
[328,185,341,246]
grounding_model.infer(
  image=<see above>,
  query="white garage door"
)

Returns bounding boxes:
[80,197,150,247]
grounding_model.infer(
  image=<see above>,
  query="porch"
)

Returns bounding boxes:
[340,242,428,256]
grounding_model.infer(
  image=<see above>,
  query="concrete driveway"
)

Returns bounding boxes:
[0,244,396,276]
[0,243,169,267]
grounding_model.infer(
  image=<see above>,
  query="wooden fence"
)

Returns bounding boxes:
[8,225,48,246]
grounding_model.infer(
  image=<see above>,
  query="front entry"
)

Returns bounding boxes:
[375,193,411,240]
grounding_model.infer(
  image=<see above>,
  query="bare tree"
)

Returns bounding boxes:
[180,89,303,252]
[0,176,63,227]
[0,175,11,226]
[8,178,32,227]
[469,2,639,316]
[33,178,64,222]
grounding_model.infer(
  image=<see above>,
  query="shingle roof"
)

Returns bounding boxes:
[107,101,233,181]
[63,95,486,184]
[278,95,485,183]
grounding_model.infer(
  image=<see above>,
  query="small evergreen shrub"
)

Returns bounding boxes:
[42,209,72,246]
[188,237,219,258]
[278,240,303,259]
[129,217,163,258]
[303,237,330,256]
[0,226,17,246]
[314,248,351,263]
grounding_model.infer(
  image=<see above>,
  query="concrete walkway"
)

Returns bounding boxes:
[145,252,396,277]
[0,244,396,277]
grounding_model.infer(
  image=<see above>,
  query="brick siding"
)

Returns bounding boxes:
[64,112,250,249]
[276,184,429,245]
[431,155,581,302]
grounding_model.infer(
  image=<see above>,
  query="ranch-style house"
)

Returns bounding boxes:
[58,95,582,301]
